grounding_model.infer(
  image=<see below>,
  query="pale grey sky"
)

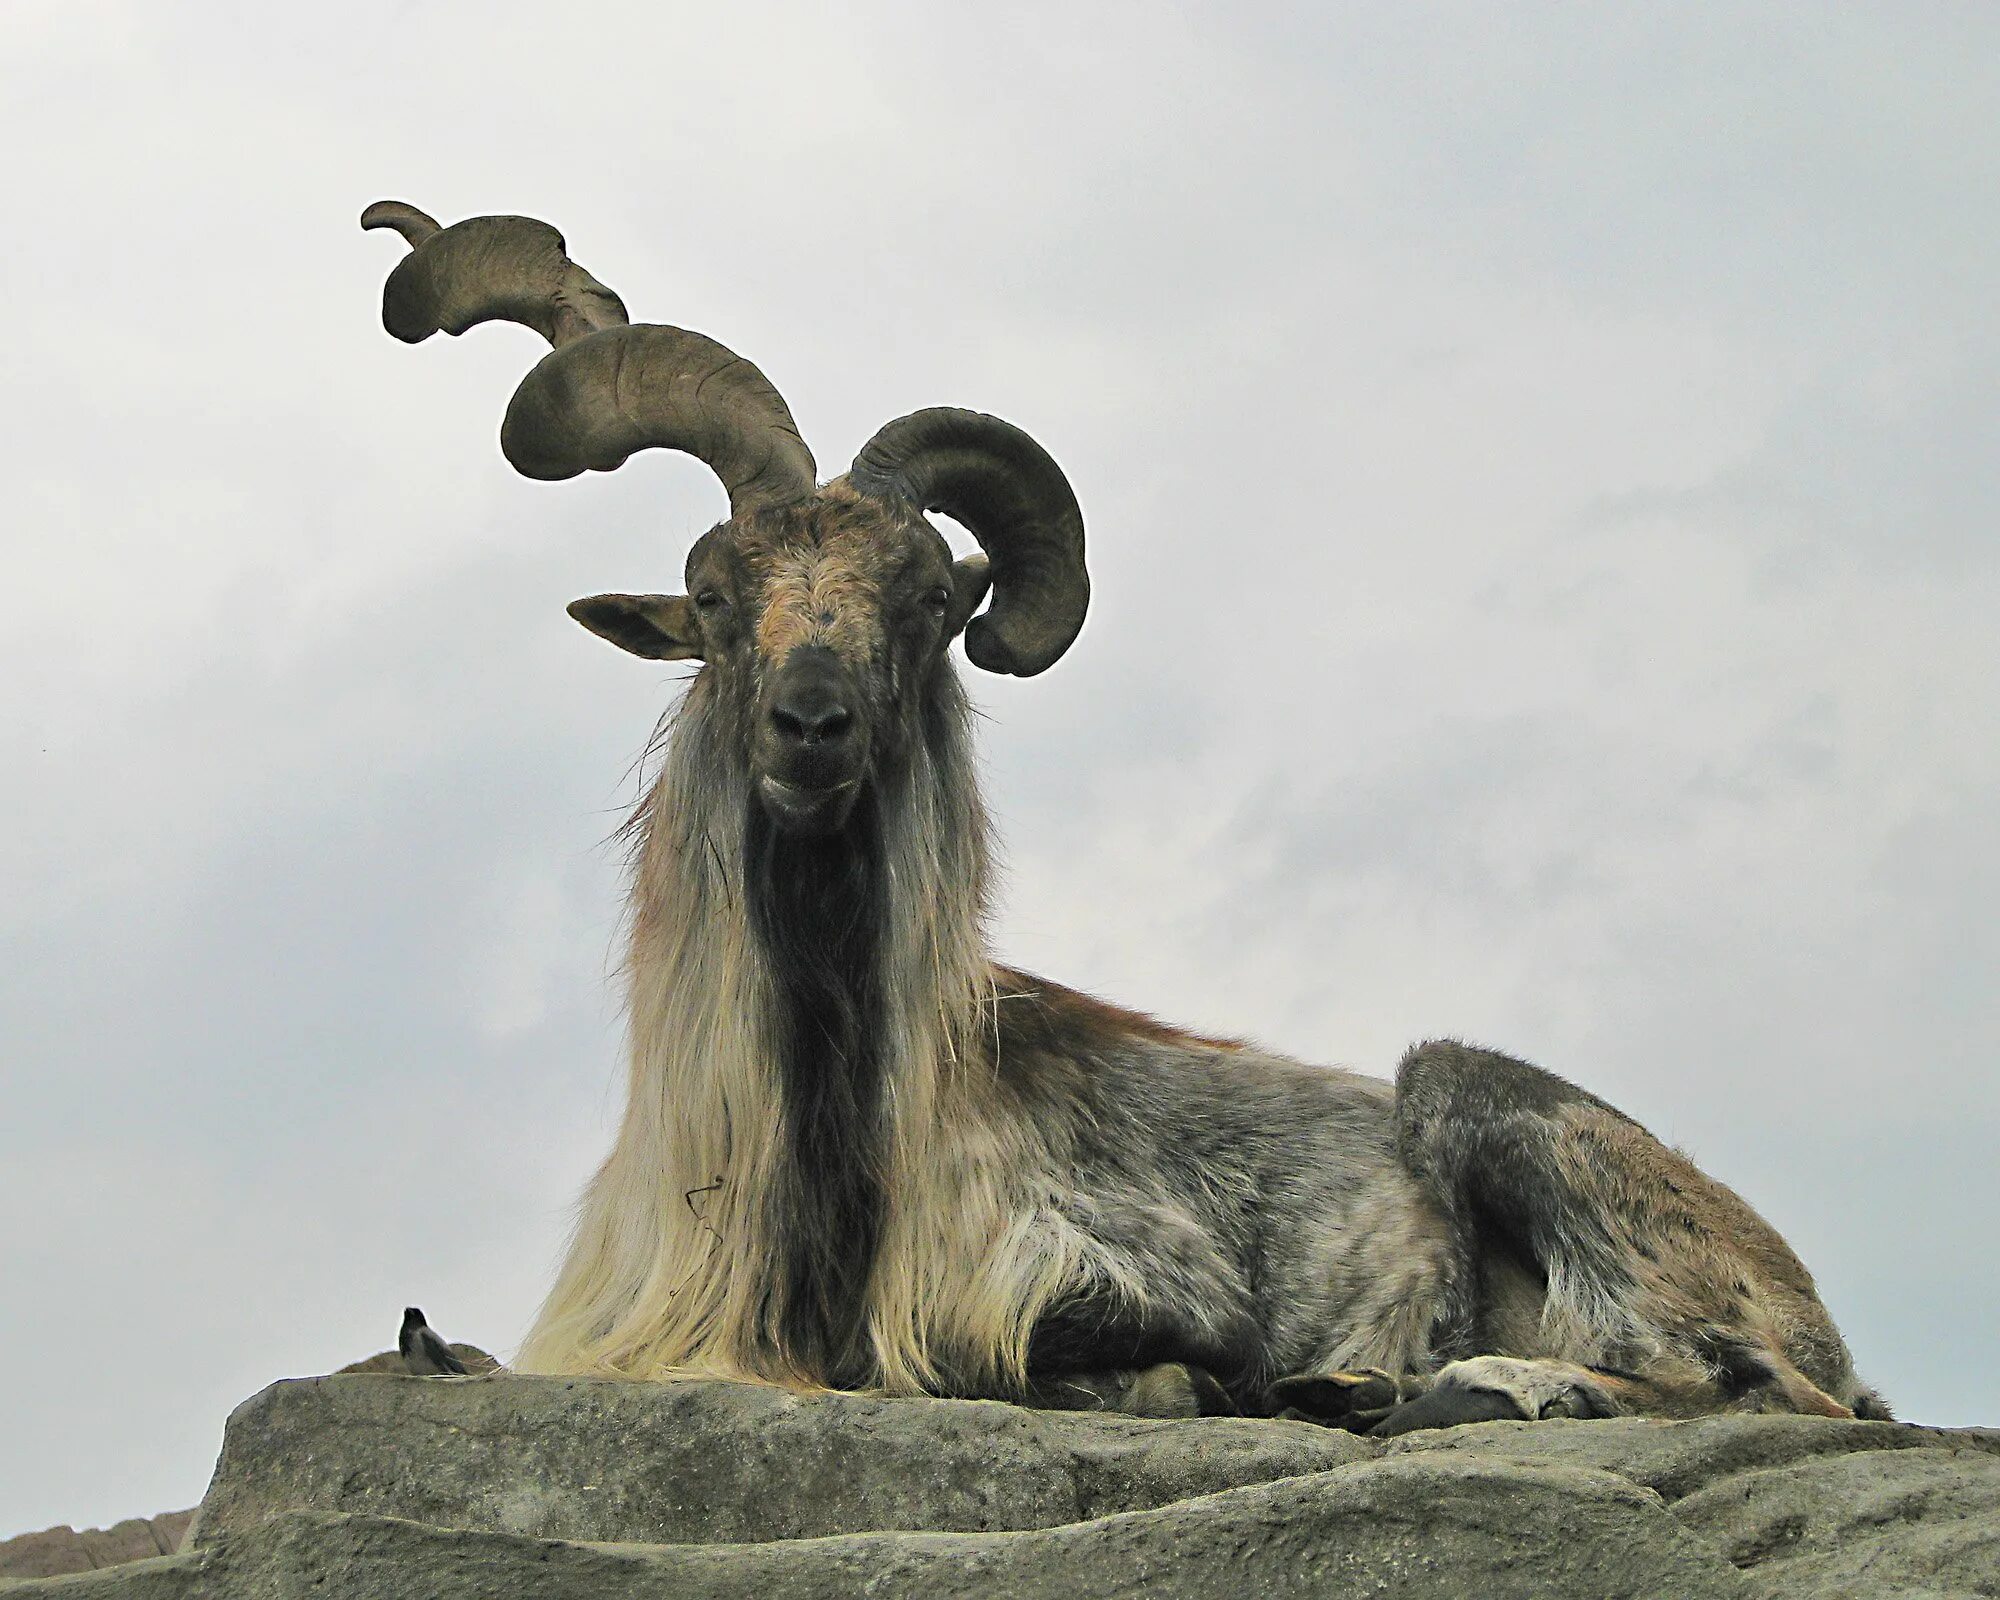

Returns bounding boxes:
[4,0,1995,1535]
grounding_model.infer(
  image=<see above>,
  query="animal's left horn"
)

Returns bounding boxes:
[848,408,1088,676]
[362,200,628,348]
[363,201,818,517]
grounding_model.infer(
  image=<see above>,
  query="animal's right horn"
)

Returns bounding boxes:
[362,201,818,517]
[849,409,1088,677]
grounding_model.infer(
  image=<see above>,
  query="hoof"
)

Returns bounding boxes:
[1266,1368,1417,1432]
[1369,1384,1525,1436]
[1368,1356,1621,1435]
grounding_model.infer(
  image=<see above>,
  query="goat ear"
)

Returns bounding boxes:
[945,553,993,640]
[566,594,704,660]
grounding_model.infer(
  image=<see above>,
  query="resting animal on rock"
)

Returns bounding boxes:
[362,200,1887,1432]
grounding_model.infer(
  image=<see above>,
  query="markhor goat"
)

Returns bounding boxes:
[364,201,1886,1431]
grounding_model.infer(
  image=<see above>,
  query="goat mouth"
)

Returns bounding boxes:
[757,774,862,836]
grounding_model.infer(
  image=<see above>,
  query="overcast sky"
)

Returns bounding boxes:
[4,0,1996,1536]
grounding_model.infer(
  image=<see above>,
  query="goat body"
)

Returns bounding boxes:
[518,641,1878,1424]
[367,202,1885,1429]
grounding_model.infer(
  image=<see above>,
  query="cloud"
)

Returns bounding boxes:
[4,0,1996,1533]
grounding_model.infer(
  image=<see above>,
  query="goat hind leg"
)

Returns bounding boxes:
[1393,1040,1868,1422]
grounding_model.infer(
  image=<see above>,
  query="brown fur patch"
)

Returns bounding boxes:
[990,966,1247,1055]
[1542,1101,1867,1416]
[752,540,886,662]
[732,485,948,670]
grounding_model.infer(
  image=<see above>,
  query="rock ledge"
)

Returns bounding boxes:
[6,1377,1996,1596]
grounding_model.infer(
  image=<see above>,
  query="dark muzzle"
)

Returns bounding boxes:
[757,645,868,835]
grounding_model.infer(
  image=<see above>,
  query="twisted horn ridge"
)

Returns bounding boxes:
[363,203,628,348]
[362,201,818,516]
[850,408,1089,676]
[501,327,817,506]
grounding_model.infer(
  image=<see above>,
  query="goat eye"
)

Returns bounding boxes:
[923,586,950,615]
[694,589,726,612]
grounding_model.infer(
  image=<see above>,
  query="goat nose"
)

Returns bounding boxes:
[770,685,853,747]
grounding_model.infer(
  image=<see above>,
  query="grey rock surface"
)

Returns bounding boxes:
[191,1373,1376,1547]
[8,1376,1997,1596]
[1673,1445,2000,1598]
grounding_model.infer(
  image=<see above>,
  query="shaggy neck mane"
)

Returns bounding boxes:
[517,662,1105,1393]
[742,790,891,1382]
